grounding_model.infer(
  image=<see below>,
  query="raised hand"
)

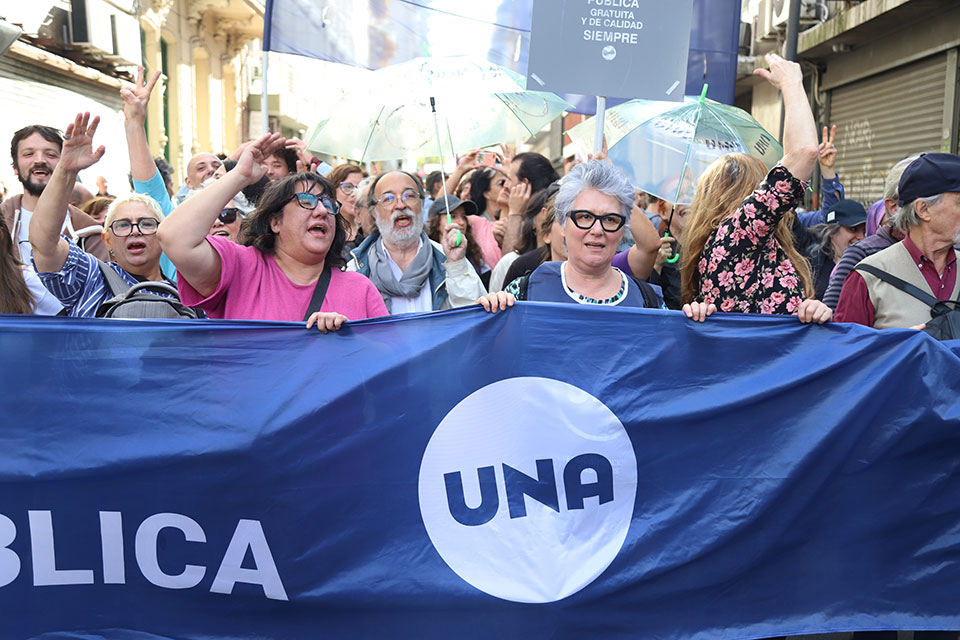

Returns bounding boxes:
[818,124,837,170]
[507,181,531,216]
[753,53,803,92]
[60,112,105,173]
[121,66,161,124]
[498,142,516,165]
[236,133,286,184]
[286,136,316,168]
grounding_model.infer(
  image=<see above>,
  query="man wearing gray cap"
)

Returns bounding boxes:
[835,153,960,329]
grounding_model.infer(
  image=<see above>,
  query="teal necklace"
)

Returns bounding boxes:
[561,263,627,305]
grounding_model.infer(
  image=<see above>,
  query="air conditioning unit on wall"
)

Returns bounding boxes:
[756,0,778,40]
[771,0,820,30]
[69,0,141,65]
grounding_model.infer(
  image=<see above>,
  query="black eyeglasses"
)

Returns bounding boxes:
[219,208,241,224]
[291,192,339,215]
[109,217,159,237]
[568,210,627,233]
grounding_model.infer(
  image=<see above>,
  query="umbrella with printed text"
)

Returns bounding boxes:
[567,87,783,206]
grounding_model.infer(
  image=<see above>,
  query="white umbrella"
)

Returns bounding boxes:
[304,56,572,162]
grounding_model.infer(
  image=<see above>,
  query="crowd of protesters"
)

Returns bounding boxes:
[2,52,959,346]
[1,51,959,640]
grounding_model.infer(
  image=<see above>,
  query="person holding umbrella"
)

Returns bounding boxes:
[680,53,832,324]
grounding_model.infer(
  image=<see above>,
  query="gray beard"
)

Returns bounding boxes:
[376,209,424,248]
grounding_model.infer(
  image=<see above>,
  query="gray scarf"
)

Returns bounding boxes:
[367,232,433,312]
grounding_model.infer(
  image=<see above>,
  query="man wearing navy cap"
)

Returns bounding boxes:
[835,152,960,328]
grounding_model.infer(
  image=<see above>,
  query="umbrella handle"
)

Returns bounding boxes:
[664,231,679,264]
[447,212,462,247]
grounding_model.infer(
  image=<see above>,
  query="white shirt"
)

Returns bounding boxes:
[381,237,433,314]
[16,206,65,315]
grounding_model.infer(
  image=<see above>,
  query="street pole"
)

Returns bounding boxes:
[261,51,269,135]
[779,0,803,141]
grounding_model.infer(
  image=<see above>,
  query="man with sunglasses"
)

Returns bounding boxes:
[29,113,182,317]
[347,171,486,314]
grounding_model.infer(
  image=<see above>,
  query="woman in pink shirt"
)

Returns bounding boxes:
[158,134,387,331]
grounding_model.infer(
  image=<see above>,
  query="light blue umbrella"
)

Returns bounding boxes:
[568,87,783,205]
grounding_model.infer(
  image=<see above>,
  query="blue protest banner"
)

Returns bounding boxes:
[1,306,959,639]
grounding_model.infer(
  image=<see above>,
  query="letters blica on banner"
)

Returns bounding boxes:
[0,511,288,601]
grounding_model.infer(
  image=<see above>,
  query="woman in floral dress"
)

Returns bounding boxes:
[680,53,832,324]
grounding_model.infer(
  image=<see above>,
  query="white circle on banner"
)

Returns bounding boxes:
[602,45,617,61]
[418,377,637,603]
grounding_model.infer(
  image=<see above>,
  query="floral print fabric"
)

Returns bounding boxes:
[696,165,807,314]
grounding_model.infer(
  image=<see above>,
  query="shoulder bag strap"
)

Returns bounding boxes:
[303,265,332,321]
[855,263,940,309]
[97,259,132,298]
[629,276,658,309]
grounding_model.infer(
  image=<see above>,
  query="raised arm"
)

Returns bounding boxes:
[626,193,661,279]
[29,113,105,273]
[444,150,479,196]
[754,53,819,182]
[123,67,163,183]
[157,133,285,296]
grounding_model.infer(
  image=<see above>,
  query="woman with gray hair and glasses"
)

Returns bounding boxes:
[478,160,715,321]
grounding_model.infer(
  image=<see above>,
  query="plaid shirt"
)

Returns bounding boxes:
[35,239,176,318]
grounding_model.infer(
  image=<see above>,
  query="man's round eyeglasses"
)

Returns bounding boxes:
[109,217,159,237]
[568,210,627,232]
[376,189,420,209]
[291,192,340,215]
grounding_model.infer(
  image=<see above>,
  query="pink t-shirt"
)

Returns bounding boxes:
[468,215,503,270]
[178,235,388,321]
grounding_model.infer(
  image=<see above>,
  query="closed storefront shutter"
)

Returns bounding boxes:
[829,53,950,206]
[0,55,129,199]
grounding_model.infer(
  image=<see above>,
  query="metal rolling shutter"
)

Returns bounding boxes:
[829,53,949,206]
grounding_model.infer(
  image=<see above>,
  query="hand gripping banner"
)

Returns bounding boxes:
[1,305,959,639]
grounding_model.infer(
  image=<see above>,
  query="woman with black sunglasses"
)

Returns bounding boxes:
[479,160,716,322]
[158,134,388,331]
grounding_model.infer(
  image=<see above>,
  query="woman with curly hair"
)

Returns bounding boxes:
[680,53,831,324]
[158,134,387,331]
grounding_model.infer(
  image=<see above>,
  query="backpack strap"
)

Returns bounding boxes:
[855,263,940,309]
[303,265,332,321]
[513,271,532,301]
[96,259,132,298]
[628,276,660,309]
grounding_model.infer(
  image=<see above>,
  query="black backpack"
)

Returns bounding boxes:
[856,263,960,341]
[95,260,204,320]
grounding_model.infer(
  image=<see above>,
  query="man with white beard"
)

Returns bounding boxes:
[348,170,485,313]
[835,152,960,330]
